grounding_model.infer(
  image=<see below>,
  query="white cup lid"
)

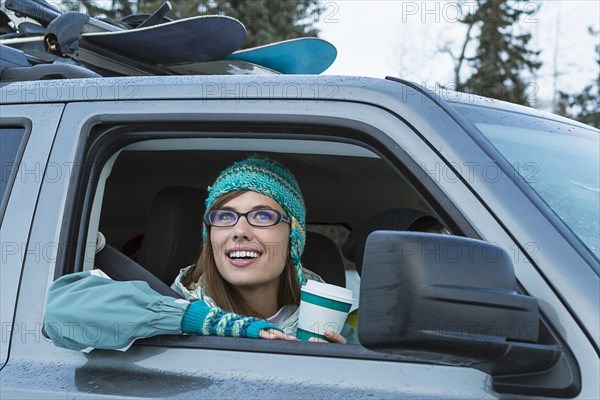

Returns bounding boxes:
[302,279,354,303]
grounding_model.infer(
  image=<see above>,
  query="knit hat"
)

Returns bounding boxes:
[203,155,307,286]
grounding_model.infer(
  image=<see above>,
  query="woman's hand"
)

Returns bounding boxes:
[308,330,347,344]
[259,328,346,343]
[259,328,299,341]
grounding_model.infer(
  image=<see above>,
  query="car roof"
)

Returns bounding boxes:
[0,74,387,103]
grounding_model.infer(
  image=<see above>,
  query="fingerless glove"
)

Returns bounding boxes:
[181,300,280,339]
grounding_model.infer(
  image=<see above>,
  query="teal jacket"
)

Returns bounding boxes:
[44,270,276,351]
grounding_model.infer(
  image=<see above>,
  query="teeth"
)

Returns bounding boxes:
[229,251,260,259]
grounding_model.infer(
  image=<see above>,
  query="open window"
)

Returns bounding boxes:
[92,136,448,312]
[56,118,457,340]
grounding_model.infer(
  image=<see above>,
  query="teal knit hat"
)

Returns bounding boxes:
[202,155,307,286]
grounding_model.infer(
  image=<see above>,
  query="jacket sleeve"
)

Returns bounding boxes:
[44,270,190,352]
[44,270,281,352]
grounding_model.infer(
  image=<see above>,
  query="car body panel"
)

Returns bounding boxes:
[0,103,64,370]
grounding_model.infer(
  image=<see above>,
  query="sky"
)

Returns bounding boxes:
[315,0,600,111]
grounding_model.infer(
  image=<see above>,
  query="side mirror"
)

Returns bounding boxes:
[358,232,579,397]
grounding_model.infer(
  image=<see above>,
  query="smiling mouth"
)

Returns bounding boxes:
[227,250,262,259]
[226,249,262,268]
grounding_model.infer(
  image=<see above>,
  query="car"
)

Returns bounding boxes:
[1,27,599,400]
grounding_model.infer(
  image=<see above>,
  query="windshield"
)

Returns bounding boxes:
[455,105,600,260]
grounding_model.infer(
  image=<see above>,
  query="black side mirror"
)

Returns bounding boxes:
[358,231,579,397]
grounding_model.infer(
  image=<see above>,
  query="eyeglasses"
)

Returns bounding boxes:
[204,209,291,227]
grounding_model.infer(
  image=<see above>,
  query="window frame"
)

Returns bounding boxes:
[0,125,29,225]
[52,110,478,364]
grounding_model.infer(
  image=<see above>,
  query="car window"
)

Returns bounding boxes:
[56,115,465,363]
[455,105,600,260]
[0,127,26,223]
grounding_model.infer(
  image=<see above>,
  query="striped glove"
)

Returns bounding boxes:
[181,300,280,338]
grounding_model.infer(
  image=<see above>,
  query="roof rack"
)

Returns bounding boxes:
[1,0,337,83]
[1,43,100,81]
[0,0,177,81]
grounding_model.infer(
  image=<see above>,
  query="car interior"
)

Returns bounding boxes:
[89,136,449,309]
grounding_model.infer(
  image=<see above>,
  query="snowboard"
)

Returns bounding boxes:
[166,59,279,75]
[80,15,246,65]
[225,37,336,74]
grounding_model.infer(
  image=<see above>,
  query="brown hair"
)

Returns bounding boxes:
[181,190,301,319]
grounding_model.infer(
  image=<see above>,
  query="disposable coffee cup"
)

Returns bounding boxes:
[297,280,354,341]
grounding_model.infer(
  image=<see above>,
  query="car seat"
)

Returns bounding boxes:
[302,231,346,287]
[342,208,442,274]
[95,234,183,298]
[137,186,207,284]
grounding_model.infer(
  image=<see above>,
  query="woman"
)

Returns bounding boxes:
[45,155,350,351]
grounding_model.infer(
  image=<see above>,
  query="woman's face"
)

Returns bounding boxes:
[209,191,290,291]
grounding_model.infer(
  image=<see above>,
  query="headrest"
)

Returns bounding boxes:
[302,231,346,287]
[138,186,207,284]
[342,209,442,274]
